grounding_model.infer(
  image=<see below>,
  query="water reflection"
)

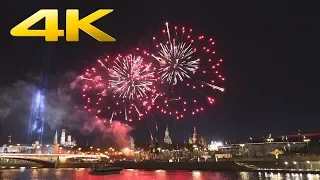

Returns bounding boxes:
[0,169,319,180]
[192,170,202,180]
[239,172,249,179]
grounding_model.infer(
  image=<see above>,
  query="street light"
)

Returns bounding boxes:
[90,146,93,154]
[194,147,199,162]
[267,138,274,142]
[17,144,21,153]
[293,161,298,169]
[307,161,312,169]
[240,144,245,155]
[97,148,100,153]
[304,138,310,155]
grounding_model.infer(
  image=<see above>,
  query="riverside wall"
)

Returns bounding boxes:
[114,161,251,171]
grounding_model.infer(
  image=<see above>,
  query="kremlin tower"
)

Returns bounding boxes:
[8,135,12,145]
[60,129,66,146]
[52,130,59,154]
[192,127,198,144]
[199,136,207,146]
[53,130,58,144]
[188,136,193,144]
[67,135,72,146]
[163,125,172,144]
[130,136,135,151]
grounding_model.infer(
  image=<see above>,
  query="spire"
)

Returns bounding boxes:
[165,125,169,136]
[53,130,58,145]
[149,130,153,141]
[164,125,172,144]
[130,136,135,150]
[192,126,197,144]
[60,129,66,146]
[8,135,12,145]
[188,134,193,144]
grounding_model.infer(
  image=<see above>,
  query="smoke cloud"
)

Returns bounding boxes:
[0,72,133,148]
[83,120,133,148]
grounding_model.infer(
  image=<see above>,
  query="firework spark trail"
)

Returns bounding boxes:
[152,93,162,102]
[109,111,114,123]
[132,104,141,116]
[202,82,225,92]
[97,60,109,70]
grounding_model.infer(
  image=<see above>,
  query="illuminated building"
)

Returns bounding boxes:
[130,136,135,150]
[54,129,76,147]
[192,127,197,144]
[163,125,172,144]
[208,141,223,151]
[72,139,77,147]
[188,136,193,144]
[199,136,207,146]
[8,135,12,145]
[52,130,59,154]
[67,135,72,146]
[60,129,66,146]
[187,127,206,145]
[53,130,58,145]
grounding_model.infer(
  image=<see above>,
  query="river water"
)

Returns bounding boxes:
[0,168,319,180]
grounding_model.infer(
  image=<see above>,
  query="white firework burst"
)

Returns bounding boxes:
[151,23,200,85]
[109,54,155,100]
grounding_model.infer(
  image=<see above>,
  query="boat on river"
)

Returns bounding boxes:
[89,162,122,175]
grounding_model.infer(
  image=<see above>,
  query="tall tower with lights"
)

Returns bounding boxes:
[52,130,59,154]
[192,127,197,144]
[53,130,58,145]
[60,129,66,146]
[67,135,72,146]
[164,125,172,144]
[130,136,135,150]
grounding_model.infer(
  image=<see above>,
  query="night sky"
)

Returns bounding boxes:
[1,1,320,145]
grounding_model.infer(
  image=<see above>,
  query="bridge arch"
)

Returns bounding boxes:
[1,156,56,168]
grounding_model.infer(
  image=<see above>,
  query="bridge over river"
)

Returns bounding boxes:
[0,154,107,168]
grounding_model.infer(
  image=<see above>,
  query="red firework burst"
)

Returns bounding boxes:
[80,54,157,125]
[137,22,225,120]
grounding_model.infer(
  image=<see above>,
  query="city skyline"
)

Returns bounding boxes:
[1,2,320,145]
[0,124,317,147]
